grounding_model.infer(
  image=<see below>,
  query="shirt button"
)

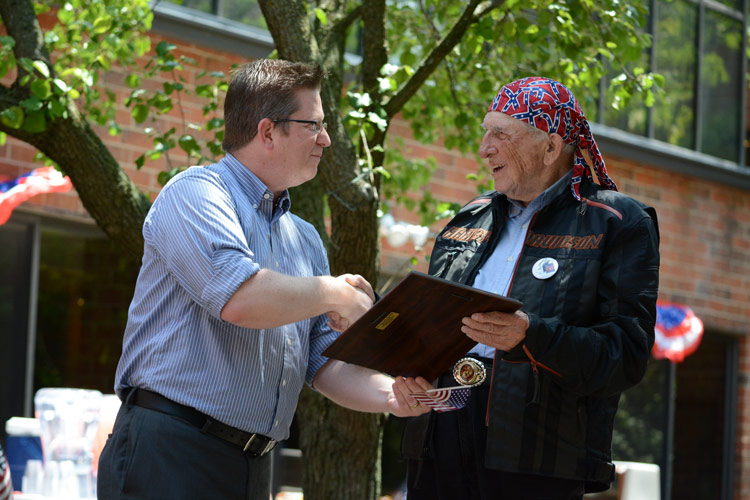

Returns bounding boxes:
[253,203,258,209]
[282,380,287,387]
[507,256,513,262]
[274,420,279,427]
[275,261,279,267]
[286,338,291,346]
[264,193,270,199]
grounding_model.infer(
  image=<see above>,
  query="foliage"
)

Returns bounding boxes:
[385,0,658,155]
[0,0,228,186]
[0,0,152,133]
[123,40,228,185]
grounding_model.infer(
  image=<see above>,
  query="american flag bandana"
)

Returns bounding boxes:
[410,386,472,413]
[488,77,617,201]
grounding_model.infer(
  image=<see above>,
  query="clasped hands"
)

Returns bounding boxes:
[326,274,375,332]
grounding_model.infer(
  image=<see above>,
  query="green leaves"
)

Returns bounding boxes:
[30,79,52,99]
[40,0,154,133]
[314,7,328,26]
[23,110,47,133]
[120,40,228,175]
[0,107,24,129]
[131,104,149,124]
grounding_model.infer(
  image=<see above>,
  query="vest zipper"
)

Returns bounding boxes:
[486,212,538,424]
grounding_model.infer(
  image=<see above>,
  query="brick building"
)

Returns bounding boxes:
[1,2,749,499]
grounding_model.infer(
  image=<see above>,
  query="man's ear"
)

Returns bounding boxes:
[257,118,275,150]
[544,133,565,165]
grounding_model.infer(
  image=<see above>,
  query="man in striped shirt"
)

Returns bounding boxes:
[97,59,432,500]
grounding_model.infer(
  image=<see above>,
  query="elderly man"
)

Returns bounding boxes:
[395,77,660,500]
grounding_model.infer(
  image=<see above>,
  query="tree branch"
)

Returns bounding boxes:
[0,85,20,111]
[258,0,315,61]
[330,3,363,39]
[384,0,500,118]
[360,0,386,93]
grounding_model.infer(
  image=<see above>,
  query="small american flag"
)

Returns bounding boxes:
[410,386,472,413]
[0,444,13,500]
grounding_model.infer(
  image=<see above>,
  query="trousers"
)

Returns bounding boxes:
[97,394,271,500]
[405,375,585,500]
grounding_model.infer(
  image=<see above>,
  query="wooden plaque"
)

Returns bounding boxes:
[322,271,522,381]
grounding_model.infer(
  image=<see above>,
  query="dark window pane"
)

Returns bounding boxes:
[699,11,743,161]
[34,226,139,394]
[672,334,732,499]
[653,0,697,149]
[0,222,35,441]
[711,0,743,10]
[221,0,267,29]
[612,359,667,466]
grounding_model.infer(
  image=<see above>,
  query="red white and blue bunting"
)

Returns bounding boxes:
[653,301,704,363]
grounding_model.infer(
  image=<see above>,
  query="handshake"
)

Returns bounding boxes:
[325,274,375,332]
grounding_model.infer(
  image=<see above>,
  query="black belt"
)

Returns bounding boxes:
[126,388,277,457]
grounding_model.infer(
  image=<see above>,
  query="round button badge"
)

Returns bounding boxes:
[532,257,559,280]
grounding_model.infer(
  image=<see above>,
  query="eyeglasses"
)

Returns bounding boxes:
[272,119,327,134]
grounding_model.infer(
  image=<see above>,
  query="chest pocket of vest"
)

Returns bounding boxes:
[514,251,602,324]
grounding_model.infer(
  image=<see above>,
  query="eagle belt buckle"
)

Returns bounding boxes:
[452,357,486,386]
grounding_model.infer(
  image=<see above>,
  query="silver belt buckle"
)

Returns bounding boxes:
[243,434,276,455]
[453,357,487,386]
[243,434,257,452]
[261,439,276,456]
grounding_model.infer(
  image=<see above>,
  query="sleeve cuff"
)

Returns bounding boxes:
[305,315,341,387]
[201,253,260,319]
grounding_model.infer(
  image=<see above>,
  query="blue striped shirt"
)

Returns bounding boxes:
[115,153,338,440]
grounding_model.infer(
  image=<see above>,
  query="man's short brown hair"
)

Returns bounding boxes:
[222,59,325,152]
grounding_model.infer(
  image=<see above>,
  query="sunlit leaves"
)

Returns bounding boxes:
[120,42,228,177]
[0,107,24,129]
[30,79,52,99]
[131,104,149,124]
[387,0,654,159]
[41,0,154,131]
[314,7,328,25]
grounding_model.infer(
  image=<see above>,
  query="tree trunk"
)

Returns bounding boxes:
[297,388,386,500]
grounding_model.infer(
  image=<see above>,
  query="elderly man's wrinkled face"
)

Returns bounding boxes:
[478,111,559,205]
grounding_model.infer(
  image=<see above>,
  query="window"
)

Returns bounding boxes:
[34,225,139,392]
[0,214,139,444]
[0,219,36,442]
[165,0,267,28]
[601,0,748,167]
[613,332,737,499]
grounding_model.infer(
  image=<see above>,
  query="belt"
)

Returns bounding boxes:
[126,388,277,457]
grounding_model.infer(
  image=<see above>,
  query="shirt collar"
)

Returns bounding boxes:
[507,169,572,219]
[222,153,291,215]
